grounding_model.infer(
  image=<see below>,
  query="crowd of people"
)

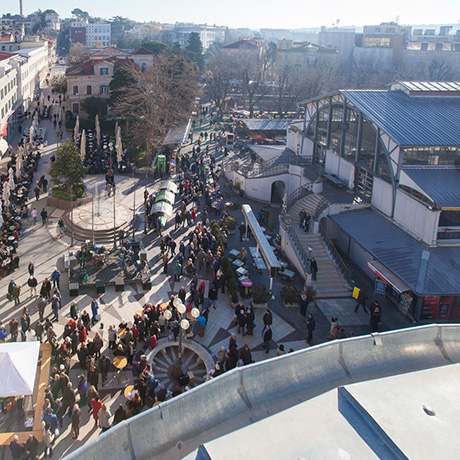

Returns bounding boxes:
[0,118,50,277]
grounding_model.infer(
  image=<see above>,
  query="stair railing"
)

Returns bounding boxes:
[318,221,351,283]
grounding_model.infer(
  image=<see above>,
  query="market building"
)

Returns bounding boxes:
[294,81,460,321]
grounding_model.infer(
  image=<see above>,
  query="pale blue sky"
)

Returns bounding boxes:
[3,0,460,29]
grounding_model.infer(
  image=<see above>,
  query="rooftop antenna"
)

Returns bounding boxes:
[395,15,400,24]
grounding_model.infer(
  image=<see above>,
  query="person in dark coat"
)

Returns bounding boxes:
[306,313,316,344]
[240,344,253,365]
[245,306,255,336]
[113,404,127,425]
[370,301,382,332]
[310,258,318,281]
[355,289,368,313]
[299,292,309,317]
[262,325,272,354]
[263,309,273,327]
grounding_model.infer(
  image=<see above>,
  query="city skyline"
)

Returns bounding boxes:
[1,0,460,30]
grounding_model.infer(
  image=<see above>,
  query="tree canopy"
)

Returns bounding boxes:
[141,40,168,55]
[81,97,106,119]
[49,140,87,191]
[109,67,138,106]
[186,32,204,69]
[109,55,198,160]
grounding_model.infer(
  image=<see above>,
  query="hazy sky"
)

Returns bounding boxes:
[3,0,460,29]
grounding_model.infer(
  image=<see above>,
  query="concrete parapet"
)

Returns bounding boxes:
[64,324,460,460]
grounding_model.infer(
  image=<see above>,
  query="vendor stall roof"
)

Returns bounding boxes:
[151,200,173,217]
[159,180,178,194]
[155,190,175,205]
[0,342,40,397]
[163,120,192,146]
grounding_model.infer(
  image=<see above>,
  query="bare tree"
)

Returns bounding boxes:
[275,64,335,117]
[66,42,90,65]
[111,55,199,161]
[427,55,452,81]
[205,54,234,117]
[235,54,268,117]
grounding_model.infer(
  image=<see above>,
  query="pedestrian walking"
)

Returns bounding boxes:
[37,296,46,321]
[299,292,309,317]
[34,183,40,201]
[262,325,272,354]
[370,301,382,332]
[162,252,169,274]
[90,298,99,326]
[310,258,318,281]
[28,276,38,297]
[31,208,38,225]
[51,267,61,290]
[40,208,48,225]
[306,313,316,345]
[354,289,368,313]
[71,404,81,439]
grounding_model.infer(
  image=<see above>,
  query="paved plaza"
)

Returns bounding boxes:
[0,82,412,459]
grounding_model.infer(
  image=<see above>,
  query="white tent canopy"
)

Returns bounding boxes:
[0,342,40,397]
[151,201,173,217]
[159,180,178,194]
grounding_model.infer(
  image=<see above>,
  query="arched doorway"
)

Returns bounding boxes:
[271,180,285,205]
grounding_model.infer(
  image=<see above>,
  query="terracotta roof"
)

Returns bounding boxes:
[0,51,16,61]
[222,40,259,50]
[132,46,155,55]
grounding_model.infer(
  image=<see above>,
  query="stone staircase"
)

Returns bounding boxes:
[62,212,133,245]
[297,233,351,298]
[288,193,351,298]
[289,193,327,223]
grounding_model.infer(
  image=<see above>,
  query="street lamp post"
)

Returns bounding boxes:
[165,297,200,368]
[70,184,74,247]
[132,171,136,241]
[113,185,117,249]
[144,170,148,234]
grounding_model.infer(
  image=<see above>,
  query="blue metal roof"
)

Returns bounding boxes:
[402,167,460,208]
[331,209,460,295]
[341,90,460,147]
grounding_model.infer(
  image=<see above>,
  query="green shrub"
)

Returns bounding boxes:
[51,183,85,201]
[221,257,230,271]
[225,216,237,231]
[230,289,238,303]
[252,282,270,304]
[281,285,300,304]
[227,278,236,291]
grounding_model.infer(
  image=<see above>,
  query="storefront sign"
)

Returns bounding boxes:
[438,296,451,319]
[421,296,439,320]
[375,279,386,295]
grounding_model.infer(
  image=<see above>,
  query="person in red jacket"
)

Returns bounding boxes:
[91,397,103,426]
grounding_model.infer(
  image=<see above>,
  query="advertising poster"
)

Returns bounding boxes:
[421,296,439,320]
[438,296,451,319]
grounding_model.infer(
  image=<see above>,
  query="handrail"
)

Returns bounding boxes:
[287,225,312,275]
[63,325,460,460]
[286,183,313,207]
[318,221,351,281]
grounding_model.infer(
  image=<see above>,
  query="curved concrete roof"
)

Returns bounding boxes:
[64,324,460,460]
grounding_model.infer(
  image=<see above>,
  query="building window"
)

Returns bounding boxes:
[72,103,79,114]
[87,85,92,95]
[73,85,78,95]
[100,67,108,76]
[100,86,108,95]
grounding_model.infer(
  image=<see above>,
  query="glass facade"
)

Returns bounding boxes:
[306,102,393,183]
[343,109,359,160]
[402,147,460,166]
